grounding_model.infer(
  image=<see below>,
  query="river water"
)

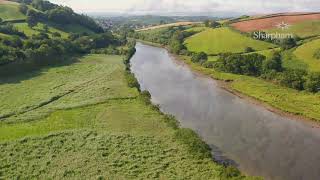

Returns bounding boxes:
[130,43,320,180]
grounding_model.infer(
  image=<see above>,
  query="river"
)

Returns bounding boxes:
[130,42,320,180]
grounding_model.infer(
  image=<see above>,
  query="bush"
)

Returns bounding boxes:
[215,53,265,76]
[202,61,215,68]
[304,72,320,93]
[279,37,297,50]
[263,51,283,72]
[313,49,320,59]
[191,52,208,64]
[244,47,254,53]
[125,72,140,90]
[279,69,307,90]
[174,128,211,159]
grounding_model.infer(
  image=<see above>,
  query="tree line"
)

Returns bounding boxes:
[16,0,103,33]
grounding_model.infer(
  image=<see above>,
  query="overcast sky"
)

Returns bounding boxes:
[49,0,320,16]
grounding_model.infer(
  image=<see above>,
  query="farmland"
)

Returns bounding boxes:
[231,13,320,32]
[184,27,275,55]
[0,54,254,179]
[136,21,200,31]
[0,1,26,21]
[293,38,320,72]
[266,20,320,38]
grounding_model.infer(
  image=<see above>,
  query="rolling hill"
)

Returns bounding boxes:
[293,38,320,72]
[184,27,275,55]
[0,0,26,21]
[230,13,320,33]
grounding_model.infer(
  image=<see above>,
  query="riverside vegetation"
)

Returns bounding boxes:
[133,17,320,121]
[0,0,260,179]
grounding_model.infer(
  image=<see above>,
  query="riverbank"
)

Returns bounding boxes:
[0,53,259,179]
[138,40,320,125]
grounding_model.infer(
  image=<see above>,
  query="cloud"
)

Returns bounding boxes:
[49,0,320,15]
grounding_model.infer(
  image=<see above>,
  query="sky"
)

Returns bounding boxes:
[49,0,320,16]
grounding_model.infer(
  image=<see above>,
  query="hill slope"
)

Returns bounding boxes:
[231,13,320,32]
[0,0,26,21]
[184,27,275,55]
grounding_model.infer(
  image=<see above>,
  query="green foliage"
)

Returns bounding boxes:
[125,71,140,90]
[191,52,208,64]
[215,53,266,76]
[244,46,255,53]
[0,24,26,37]
[204,20,220,28]
[304,72,320,93]
[18,3,28,14]
[263,51,283,72]
[279,69,307,90]
[174,128,211,159]
[279,37,297,50]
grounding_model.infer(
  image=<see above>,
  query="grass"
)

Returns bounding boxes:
[0,54,257,179]
[0,54,136,123]
[293,38,320,72]
[13,23,69,38]
[184,26,210,33]
[137,22,200,31]
[180,55,320,121]
[266,20,320,38]
[184,27,275,55]
[0,1,26,21]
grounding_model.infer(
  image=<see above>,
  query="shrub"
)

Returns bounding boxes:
[279,69,307,90]
[174,128,211,159]
[191,52,208,64]
[263,51,283,72]
[202,61,215,68]
[244,47,254,53]
[125,72,140,90]
[215,53,265,76]
[304,72,320,93]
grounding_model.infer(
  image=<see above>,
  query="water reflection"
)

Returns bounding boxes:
[130,43,320,180]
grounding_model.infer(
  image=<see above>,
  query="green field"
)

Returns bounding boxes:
[13,22,70,38]
[293,38,320,72]
[0,54,255,179]
[267,20,320,38]
[180,55,320,121]
[0,1,26,21]
[184,27,275,55]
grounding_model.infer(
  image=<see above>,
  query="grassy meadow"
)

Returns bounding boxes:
[266,20,320,38]
[13,22,69,38]
[0,54,256,179]
[0,1,26,21]
[184,27,275,55]
[293,38,320,72]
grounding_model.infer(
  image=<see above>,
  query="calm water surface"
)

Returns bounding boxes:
[130,43,320,180]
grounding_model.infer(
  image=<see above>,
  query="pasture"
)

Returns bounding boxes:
[0,1,26,21]
[294,38,320,72]
[184,27,275,55]
[266,20,320,38]
[0,54,253,179]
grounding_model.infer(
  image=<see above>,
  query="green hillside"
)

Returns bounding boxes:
[0,1,26,21]
[184,27,275,55]
[266,20,320,38]
[294,38,320,72]
[0,54,254,179]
